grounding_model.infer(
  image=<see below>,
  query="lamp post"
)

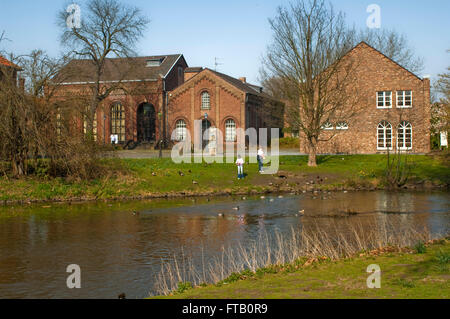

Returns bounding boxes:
[158,111,162,158]
[103,114,106,145]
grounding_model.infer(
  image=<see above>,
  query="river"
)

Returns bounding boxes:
[0,190,448,298]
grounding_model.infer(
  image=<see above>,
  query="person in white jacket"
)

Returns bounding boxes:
[236,155,244,179]
[257,147,265,173]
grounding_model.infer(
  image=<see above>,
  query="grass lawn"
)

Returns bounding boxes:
[154,240,450,299]
[0,154,448,203]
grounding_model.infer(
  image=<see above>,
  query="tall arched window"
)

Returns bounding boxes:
[225,119,236,142]
[377,121,392,150]
[111,102,125,143]
[397,121,412,150]
[201,91,210,109]
[175,119,187,141]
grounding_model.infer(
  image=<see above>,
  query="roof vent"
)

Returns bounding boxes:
[146,57,165,67]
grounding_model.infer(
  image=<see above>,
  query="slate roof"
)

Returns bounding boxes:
[55,54,183,83]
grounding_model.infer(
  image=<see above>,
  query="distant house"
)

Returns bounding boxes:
[298,42,431,154]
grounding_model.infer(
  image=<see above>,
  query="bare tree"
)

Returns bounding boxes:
[433,52,450,134]
[262,0,360,166]
[57,0,149,138]
[17,50,72,99]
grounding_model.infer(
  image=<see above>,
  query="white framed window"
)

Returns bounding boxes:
[321,121,333,130]
[377,121,393,150]
[175,119,187,141]
[336,121,348,130]
[397,121,412,150]
[201,91,210,109]
[397,90,412,108]
[377,91,392,108]
[225,119,236,142]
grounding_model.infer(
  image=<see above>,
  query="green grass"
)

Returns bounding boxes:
[153,240,450,299]
[0,154,448,203]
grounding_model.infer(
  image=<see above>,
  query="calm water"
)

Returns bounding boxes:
[0,191,448,299]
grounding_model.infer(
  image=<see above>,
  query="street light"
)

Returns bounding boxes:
[103,114,106,145]
[158,111,162,158]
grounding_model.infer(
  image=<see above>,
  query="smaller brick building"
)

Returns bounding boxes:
[299,42,431,154]
[167,68,283,147]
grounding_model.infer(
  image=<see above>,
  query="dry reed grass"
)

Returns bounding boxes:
[152,218,445,296]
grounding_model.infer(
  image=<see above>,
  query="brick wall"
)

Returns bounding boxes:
[299,43,431,154]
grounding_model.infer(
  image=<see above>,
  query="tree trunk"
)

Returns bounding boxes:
[307,137,317,167]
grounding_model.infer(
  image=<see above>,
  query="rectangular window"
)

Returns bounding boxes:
[377,91,392,108]
[397,90,412,108]
[83,112,98,141]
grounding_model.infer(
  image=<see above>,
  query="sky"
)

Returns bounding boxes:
[0,0,449,85]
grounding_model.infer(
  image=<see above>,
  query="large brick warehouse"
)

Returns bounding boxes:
[298,42,431,154]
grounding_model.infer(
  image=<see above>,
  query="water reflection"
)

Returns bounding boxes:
[0,191,448,298]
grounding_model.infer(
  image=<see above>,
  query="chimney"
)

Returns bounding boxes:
[239,77,246,83]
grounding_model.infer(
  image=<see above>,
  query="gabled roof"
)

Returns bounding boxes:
[0,55,21,69]
[348,41,423,80]
[55,54,184,84]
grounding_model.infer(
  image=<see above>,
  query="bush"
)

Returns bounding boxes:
[279,137,300,149]
[414,241,426,254]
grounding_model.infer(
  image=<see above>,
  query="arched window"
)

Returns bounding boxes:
[175,119,187,141]
[377,121,392,150]
[201,91,210,109]
[397,121,412,150]
[225,119,236,142]
[111,102,125,143]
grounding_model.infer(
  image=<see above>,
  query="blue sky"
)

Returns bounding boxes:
[0,0,449,84]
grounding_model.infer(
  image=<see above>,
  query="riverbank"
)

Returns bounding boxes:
[0,154,448,205]
[154,239,450,299]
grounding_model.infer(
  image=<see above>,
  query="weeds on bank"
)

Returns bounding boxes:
[153,219,445,296]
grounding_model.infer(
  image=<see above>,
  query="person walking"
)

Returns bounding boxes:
[257,147,265,173]
[236,155,244,179]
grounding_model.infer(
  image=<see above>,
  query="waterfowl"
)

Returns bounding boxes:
[232,206,240,210]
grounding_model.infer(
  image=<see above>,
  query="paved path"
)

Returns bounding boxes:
[115,149,304,159]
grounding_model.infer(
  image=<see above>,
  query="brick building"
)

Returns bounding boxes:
[54,57,283,147]
[167,68,283,147]
[299,42,431,154]
[54,54,188,144]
